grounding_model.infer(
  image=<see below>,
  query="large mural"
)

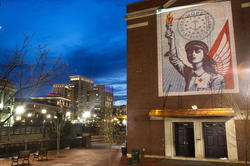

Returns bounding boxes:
[157,1,239,96]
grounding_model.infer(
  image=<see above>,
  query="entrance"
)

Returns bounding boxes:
[203,122,228,158]
[174,122,195,157]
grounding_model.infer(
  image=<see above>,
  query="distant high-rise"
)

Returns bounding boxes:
[69,75,94,118]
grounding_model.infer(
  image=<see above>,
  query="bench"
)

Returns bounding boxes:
[33,148,48,161]
[11,150,30,166]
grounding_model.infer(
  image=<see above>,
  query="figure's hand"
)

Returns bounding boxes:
[165,25,175,39]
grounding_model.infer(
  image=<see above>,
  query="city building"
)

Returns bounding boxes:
[31,96,72,120]
[52,84,73,100]
[126,0,250,162]
[14,98,61,126]
[69,75,95,119]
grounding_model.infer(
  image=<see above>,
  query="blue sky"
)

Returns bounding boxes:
[0,0,141,106]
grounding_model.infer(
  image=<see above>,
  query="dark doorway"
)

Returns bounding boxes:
[203,122,228,158]
[174,122,195,157]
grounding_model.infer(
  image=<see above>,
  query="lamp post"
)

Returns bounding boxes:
[41,109,47,148]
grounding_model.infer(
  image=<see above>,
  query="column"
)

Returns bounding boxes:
[194,121,205,159]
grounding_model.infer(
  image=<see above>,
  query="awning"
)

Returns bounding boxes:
[149,108,234,117]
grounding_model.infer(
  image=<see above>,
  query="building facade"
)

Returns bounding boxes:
[126,0,250,162]
[69,75,95,118]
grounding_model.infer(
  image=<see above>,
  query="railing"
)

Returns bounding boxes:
[0,137,86,157]
[0,126,42,136]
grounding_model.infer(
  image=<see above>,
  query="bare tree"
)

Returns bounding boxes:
[0,33,70,126]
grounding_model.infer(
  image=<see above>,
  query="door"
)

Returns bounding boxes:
[174,122,195,157]
[203,122,228,158]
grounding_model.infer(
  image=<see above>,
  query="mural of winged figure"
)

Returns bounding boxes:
[165,13,231,92]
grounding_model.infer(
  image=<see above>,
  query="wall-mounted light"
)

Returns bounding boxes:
[192,105,198,110]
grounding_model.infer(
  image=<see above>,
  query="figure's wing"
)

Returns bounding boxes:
[208,20,232,75]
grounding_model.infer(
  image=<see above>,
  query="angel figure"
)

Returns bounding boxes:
[165,14,230,92]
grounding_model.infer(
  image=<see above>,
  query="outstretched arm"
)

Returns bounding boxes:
[165,24,186,76]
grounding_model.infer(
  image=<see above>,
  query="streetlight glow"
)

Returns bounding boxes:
[16,116,21,121]
[122,119,127,125]
[0,103,3,109]
[66,112,71,117]
[47,114,51,119]
[41,109,47,114]
[27,113,32,117]
[54,116,58,119]
[82,111,91,119]
[15,106,25,115]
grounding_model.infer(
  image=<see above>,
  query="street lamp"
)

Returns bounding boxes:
[16,116,21,121]
[66,112,71,120]
[15,105,25,115]
[41,109,47,148]
[41,109,47,114]
[82,111,91,119]
[122,119,127,126]
[27,113,32,118]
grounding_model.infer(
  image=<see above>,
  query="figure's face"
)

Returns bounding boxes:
[187,48,204,64]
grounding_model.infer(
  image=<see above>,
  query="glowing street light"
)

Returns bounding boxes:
[16,116,21,121]
[0,103,3,109]
[66,112,71,117]
[27,113,32,118]
[122,119,127,125]
[47,114,51,119]
[82,111,91,119]
[15,106,25,115]
[41,109,47,114]
[54,116,58,119]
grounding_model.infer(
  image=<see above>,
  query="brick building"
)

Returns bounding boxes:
[126,0,250,162]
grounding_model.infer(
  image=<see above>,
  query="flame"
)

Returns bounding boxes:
[166,12,173,24]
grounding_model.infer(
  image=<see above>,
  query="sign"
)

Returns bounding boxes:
[157,1,239,96]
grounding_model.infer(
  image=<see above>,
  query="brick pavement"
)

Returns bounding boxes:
[0,147,250,166]
[0,147,121,166]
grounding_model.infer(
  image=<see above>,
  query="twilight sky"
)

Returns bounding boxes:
[0,0,141,106]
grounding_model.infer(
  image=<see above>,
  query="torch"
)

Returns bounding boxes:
[165,12,174,38]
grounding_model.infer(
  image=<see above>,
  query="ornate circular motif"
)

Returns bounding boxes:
[177,9,214,40]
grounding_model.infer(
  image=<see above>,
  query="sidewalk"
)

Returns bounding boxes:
[0,147,121,166]
[119,156,250,166]
[0,147,249,166]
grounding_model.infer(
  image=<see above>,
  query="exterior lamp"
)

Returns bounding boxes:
[15,106,25,115]
[54,116,58,119]
[122,119,127,125]
[16,116,21,121]
[192,105,198,110]
[0,103,3,109]
[41,109,47,114]
[93,114,97,118]
[27,113,32,118]
[47,114,51,119]
[66,112,71,117]
[82,111,91,119]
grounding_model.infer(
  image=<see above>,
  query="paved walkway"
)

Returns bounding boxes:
[0,147,250,166]
[0,147,121,166]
